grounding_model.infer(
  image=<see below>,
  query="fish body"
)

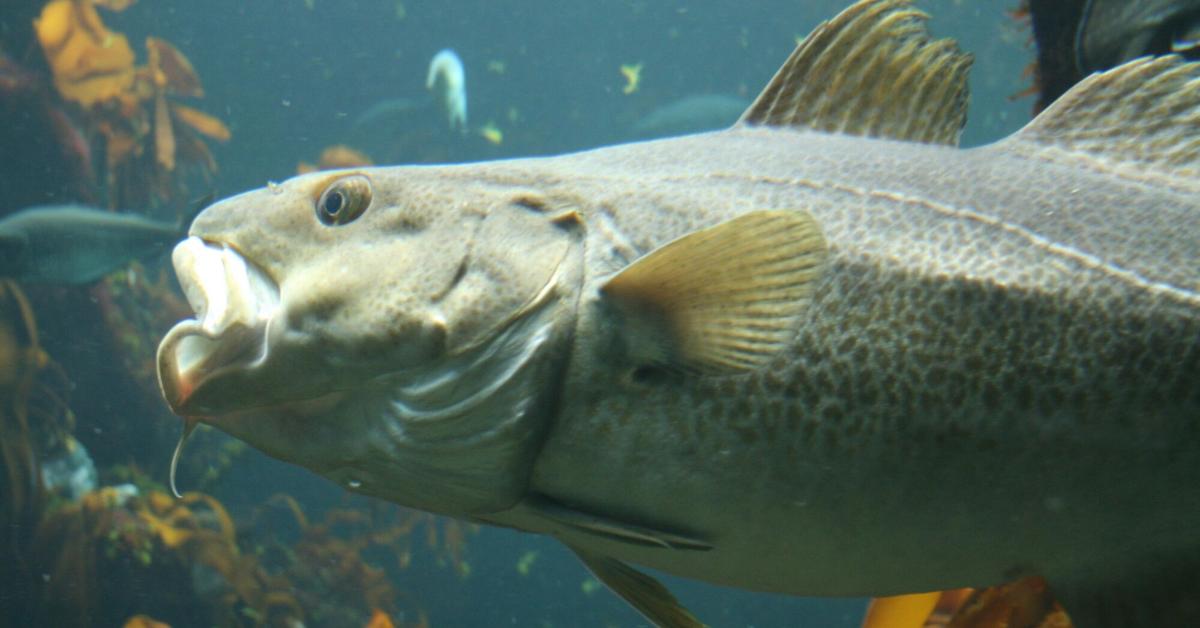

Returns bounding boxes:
[179,124,1198,596]
[158,1,1200,624]
[490,126,1200,594]
[0,204,186,284]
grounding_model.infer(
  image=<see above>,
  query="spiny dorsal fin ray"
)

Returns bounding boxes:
[1002,55,1200,180]
[568,545,706,628]
[738,0,972,146]
[601,210,826,374]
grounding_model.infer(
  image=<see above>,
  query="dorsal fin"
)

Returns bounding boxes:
[737,0,972,146]
[1000,55,1200,181]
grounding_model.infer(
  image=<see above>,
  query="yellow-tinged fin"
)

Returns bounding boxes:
[122,615,171,628]
[601,210,826,374]
[738,0,972,146]
[365,609,396,628]
[568,545,706,628]
[1002,55,1200,180]
[860,592,942,628]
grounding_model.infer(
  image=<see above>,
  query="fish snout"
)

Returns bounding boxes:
[157,237,280,415]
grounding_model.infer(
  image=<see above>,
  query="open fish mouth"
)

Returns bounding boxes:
[157,236,280,415]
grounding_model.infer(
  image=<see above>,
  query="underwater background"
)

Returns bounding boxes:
[0,1,1033,626]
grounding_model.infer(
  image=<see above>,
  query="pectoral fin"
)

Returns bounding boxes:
[568,545,706,628]
[600,210,825,374]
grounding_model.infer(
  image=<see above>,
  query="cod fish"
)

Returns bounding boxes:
[0,204,192,284]
[157,1,1200,626]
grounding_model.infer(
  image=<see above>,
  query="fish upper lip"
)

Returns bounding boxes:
[157,236,280,415]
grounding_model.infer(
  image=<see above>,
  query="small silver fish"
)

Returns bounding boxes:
[426,48,467,133]
[157,1,1200,626]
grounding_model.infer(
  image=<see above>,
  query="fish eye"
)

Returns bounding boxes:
[316,175,373,226]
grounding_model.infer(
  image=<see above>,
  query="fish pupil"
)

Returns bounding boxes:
[324,191,345,217]
[316,175,372,225]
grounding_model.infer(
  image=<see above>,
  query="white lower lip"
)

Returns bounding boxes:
[157,237,280,413]
[173,237,278,336]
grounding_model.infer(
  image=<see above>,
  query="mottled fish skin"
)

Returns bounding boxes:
[156,0,1200,623]
[485,126,1200,595]
[170,122,1200,597]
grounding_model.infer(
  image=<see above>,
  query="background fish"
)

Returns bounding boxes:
[1026,0,1200,109]
[350,96,433,131]
[0,204,193,284]
[631,94,750,139]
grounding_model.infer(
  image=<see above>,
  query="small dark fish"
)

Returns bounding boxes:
[1075,0,1200,68]
[0,204,196,284]
[350,96,433,130]
[1026,0,1200,109]
[632,94,750,139]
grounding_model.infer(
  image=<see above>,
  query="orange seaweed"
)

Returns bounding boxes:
[34,0,137,107]
[145,37,203,97]
[123,614,170,628]
[0,281,52,624]
[153,91,175,170]
[862,591,942,628]
[946,578,1072,628]
[35,484,265,626]
[245,495,457,624]
[297,144,374,173]
[865,577,1073,628]
[366,608,396,628]
[171,103,231,141]
[33,0,230,207]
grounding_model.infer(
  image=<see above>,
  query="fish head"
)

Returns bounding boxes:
[157,166,583,514]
